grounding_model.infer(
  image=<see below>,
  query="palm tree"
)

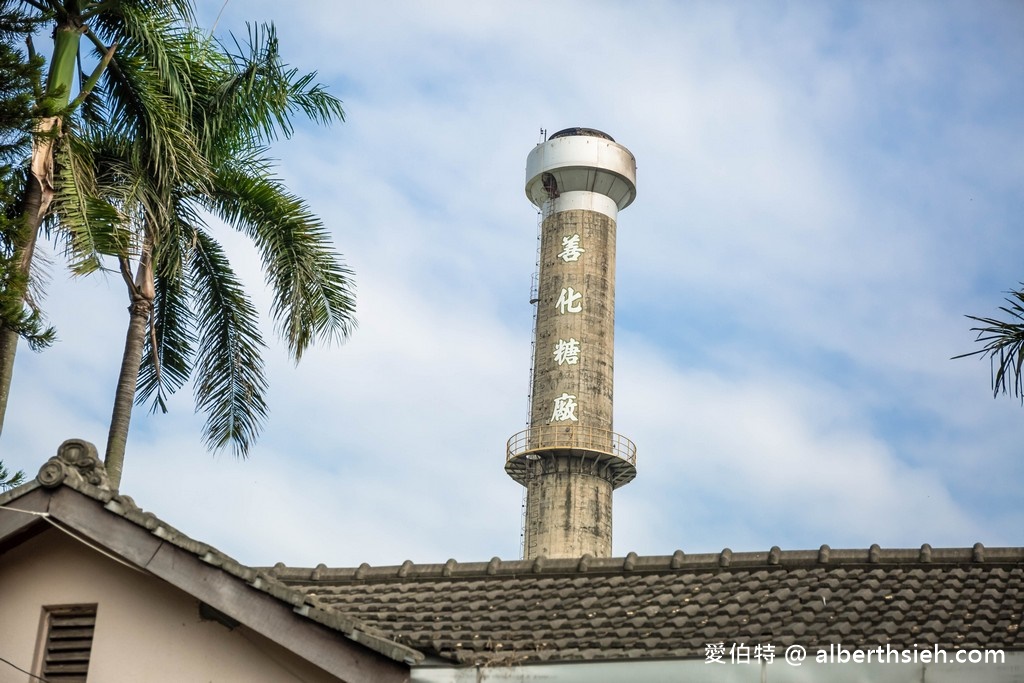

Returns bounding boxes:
[0,0,200,434]
[0,0,50,428]
[96,24,354,488]
[956,287,1024,402]
[0,3,353,487]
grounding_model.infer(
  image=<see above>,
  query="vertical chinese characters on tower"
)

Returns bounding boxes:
[551,232,585,422]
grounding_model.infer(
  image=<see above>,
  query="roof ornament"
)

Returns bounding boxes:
[623,551,639,571]
[817,544,831,564]
[670,549,685,569]
[37,438,109,491]
[869,543,882,563]
[442,559,457,577]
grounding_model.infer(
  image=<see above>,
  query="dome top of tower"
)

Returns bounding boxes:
[549,127,615,142]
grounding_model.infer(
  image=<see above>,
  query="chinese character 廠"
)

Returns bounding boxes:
[550,393,579,422]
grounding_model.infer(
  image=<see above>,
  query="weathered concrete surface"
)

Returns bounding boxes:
[530,209,616,433]
[524,456,613,559]
[524,208,619,560]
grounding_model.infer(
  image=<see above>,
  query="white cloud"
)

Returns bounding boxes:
[614,335,984,553]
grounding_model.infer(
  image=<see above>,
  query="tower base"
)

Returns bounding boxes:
[521,453,613,559]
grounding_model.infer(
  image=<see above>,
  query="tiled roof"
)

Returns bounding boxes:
[268,547,1024,665]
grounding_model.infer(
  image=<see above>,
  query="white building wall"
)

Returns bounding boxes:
[0,528,342,682]
[412,657,1024,683]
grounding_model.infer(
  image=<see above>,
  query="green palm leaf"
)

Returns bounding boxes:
[136,238,194,413]
[205,161,355,360]
[956,287,1024,402]
[209,23,344,150]
[188,227,268,456]
[91,9,211,202]
[51,133,128,275]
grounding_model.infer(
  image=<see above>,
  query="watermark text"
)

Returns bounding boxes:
[705,642,1006,666]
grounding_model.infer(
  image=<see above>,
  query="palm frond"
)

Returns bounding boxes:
[51,132,129,274]
[91,2,199,117]
[91,24,210,203]
[0,1,44,35]
[77,75,107,127]
[90,0,197,29]
[0,255,56,350]
[955,286,1024,402]
[205,162,355,360]
[137,250,194,413]
[205,23,343,152]
[135,193,205,414]
[188,227,268,457]
[89,129,190,260]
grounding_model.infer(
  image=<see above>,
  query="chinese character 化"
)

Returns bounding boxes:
[555,287,582,314]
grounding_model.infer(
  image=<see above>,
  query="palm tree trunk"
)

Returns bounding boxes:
[104,293,151,489]
[0,329,19,435]
[0,20,80,435]
[105,239,156,490]
[0,115,59,436]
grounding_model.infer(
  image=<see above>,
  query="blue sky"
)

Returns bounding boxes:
[4,0,1024,568]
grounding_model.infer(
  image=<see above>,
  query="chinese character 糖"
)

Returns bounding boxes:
[553,338,581,366]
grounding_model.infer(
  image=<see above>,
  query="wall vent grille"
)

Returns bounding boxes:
[40,605,97,682]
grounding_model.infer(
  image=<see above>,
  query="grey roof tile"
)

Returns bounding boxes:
[269,546,1024,664]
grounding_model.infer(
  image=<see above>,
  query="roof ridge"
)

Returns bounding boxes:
[8,439,425,666]
[266,544,1024,582]
[98,488,425,664]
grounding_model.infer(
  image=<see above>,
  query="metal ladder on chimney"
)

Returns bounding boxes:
[519,194,554,559]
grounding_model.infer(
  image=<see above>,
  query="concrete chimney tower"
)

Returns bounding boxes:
[506,127,637,559]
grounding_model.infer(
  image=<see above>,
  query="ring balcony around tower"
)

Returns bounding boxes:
[505,128,638,559]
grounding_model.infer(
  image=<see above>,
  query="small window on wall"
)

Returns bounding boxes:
[38,605,98,682]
